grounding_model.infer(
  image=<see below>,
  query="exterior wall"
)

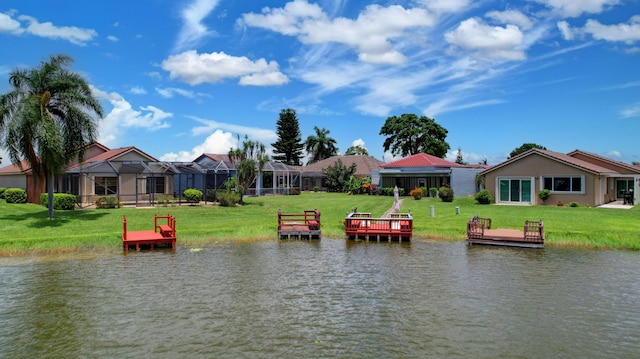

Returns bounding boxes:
[450,167,483,197]
[0,174,26,189]
[484,154,599,206]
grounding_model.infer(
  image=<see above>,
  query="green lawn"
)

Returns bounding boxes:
[1,192,639,255]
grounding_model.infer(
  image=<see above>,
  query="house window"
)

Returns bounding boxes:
[95,177,117,195]
[543,176,583,193]
[146,177,165,194]
[498,178,532,203]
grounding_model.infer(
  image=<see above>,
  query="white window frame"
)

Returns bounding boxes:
[541,175,585,194]
[496,177,534,204]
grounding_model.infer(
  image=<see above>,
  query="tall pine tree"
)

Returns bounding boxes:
[271,108,304,166]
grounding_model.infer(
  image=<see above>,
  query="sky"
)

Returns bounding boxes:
[1,0,639,166]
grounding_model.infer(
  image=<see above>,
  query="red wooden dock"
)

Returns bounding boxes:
[345,211,412,242]
[278,209,321,239]
[122,214,177,251]
[466,216,544,248]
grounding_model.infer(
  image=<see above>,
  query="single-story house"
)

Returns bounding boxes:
[379,153,484,196]
[193,154,301,196]
[0,142,176,206]
[480,148,640,206]
[296,155,384,191]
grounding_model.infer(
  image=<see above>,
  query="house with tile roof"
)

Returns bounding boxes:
[379,153,484,197]
[0,142,176,206]
[480,148,640,206]
[296,155,384,191]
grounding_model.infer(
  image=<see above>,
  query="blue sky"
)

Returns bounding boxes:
[1,0,639,165]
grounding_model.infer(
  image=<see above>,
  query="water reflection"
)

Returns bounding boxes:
[0,240,639,358]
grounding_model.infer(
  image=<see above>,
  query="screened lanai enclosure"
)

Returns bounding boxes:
[59,159,301,207]
[62,160,176,207]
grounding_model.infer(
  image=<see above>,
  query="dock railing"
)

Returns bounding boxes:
[345,211,413,240]
[277,209,321,239]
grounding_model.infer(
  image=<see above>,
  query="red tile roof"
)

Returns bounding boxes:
[381,153,462,168]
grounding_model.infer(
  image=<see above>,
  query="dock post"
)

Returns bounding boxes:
[430,205,435,217]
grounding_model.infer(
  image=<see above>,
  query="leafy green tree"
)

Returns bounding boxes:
[0,54,103,218]
[322,158,356,192]
[344,144,369,156]
[228,135,269,204]
[509,143,547,158]
[380,113,449,158]
[305,126,338,164]
[271,108,304,166]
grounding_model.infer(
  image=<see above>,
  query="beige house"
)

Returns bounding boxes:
[0,142,175,206]
[296,155,383,191]
[481,148,640,206]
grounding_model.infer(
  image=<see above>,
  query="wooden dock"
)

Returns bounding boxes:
[466,216,544,248]
[278,209,321,239]
[122,214,177,251]
[345,211,412,242]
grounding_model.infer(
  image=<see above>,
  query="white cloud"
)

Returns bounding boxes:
[445,17,526,60]
[188,116,277,142]
[240,0,436,65]
[130,86,147,95]
[557,20,574,40]
[174,0,220,52]
[620,103,640,119]
[535,0,620,18]
[17,15,97,45]
[91,86,172,147]
[160,130,236,162]
[0,12,22,33]
[486,10,534,30]
[161,50,289,86]
[606,150,622,158]
[583,17,640,44]
[107,35,118,42]
[416,0,470,14]
[155,86,211,99]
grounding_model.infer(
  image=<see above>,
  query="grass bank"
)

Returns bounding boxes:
[1,192,639,255]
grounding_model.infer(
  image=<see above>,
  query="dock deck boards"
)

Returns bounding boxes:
[122,214,177,251]
[278,209,321,239]
[345,212,412,242]
[466,217,544,248]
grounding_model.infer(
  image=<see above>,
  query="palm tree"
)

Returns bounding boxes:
[304,126,338,164]
[0,54,104,218]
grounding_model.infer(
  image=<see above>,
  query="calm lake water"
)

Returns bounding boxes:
[1,240,639,359]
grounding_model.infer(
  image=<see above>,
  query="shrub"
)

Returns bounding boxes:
[428,187,438,198]
[438,187,454,202]
[313,186,319,192]
[409,187,423,200]
[0,187,6,199]
[183,188,203,204]
[538,189,551,204]
[4,188,27,203]
[217,190,240,206]
[40,193,77,210]
[96,196,121,209]
[474,190,492,204]
[156,195,176,207]
[206,189,217,202]
[569,201,580,207]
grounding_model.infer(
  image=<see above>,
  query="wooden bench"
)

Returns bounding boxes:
[123,214,177,251]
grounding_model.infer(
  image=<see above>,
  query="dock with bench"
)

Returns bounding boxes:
[466,216,544,248]
[345,211,413,242]
[122,214,177,251]
[277,209,321,239]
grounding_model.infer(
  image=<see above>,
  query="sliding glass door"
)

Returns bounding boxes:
[499,178,532,204]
